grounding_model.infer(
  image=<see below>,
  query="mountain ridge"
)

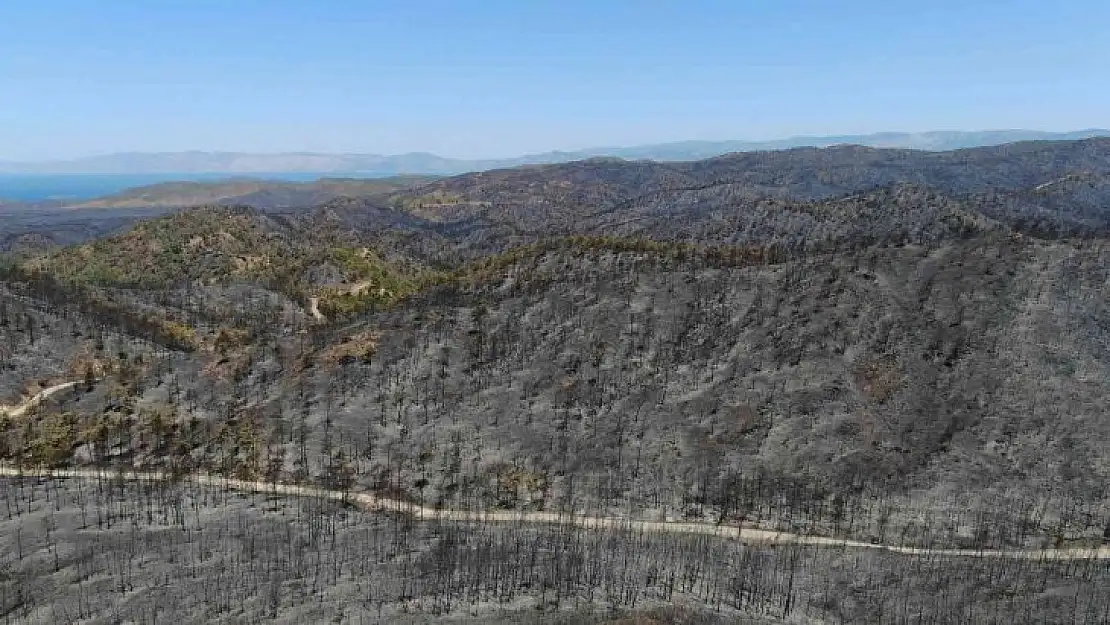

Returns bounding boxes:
[4,129,1108,175]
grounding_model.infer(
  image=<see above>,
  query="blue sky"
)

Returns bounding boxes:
[1,0,1107,160]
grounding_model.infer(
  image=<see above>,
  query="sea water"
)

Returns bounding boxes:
[0,172,388,202]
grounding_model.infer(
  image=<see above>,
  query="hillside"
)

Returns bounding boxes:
[376,139,1110,255]
[0,203,176,255]
[3,477,1106,624]
[19,205,431,318]
[10,197,1110,545]
[7,138,1108,258]
[87,234,1110,540]
[5,138,1110,623]
[64,175,438,210]
[387,138,1110,220]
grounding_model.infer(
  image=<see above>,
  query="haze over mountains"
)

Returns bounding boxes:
[4,129,1108,175]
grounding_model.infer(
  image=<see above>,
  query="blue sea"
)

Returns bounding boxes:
[0,172,390,202]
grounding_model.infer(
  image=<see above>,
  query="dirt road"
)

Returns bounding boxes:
[0,381,78,418]
[4,379,1107,560]
[307,297,325,322]
[2,465,1107,560]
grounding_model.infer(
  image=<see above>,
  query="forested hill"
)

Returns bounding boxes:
[65,175,439,210]
[4,137,1109,256]
[384,137,1110,233]
[4,138,1110,623]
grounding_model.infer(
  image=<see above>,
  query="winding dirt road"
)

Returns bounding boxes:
[2,382,1108,560]
[0,381,78,418]
[2,465,1107,560]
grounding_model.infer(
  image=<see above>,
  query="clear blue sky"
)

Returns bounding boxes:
[1,0,1107,160]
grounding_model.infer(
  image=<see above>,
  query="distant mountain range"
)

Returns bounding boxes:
[3,129,1108,175]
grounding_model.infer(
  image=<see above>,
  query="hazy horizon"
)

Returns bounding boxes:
[0,127,1108,165]
[3,1,1108,161]
[3,128,1108,200]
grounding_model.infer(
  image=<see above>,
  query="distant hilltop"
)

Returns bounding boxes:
[2,129,1108,175]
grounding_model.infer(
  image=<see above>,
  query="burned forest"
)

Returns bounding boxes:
[3,139,1110,623]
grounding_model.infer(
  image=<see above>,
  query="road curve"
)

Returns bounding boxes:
[0,381,79,418]
[307,297,326,322]
[1,465,1107,561]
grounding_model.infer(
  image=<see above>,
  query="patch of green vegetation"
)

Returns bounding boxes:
[0,411,79,468]
[20,206,434,320]
[444,235,791,287]
[24,206,286,288]
[161,321,201,351]
[313,247,423,317]
[0,252,18,273]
